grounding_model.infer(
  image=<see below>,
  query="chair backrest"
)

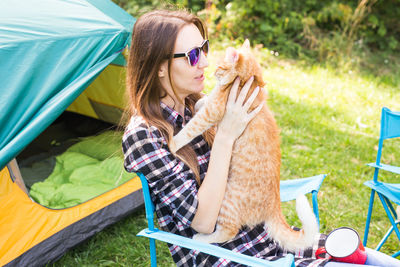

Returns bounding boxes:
[373,107,400,181]
[380,107,400,141]
[376,107,400,164]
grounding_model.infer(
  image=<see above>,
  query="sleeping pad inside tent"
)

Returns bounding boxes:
[17,112,134,209]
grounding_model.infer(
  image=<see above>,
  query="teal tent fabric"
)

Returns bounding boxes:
[0,0,135,170]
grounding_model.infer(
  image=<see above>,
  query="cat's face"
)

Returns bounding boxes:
[214,40,253,86]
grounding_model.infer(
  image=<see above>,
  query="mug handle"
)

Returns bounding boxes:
[315,247,331,260]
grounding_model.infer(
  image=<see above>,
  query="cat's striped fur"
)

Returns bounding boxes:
[169,40,317,251]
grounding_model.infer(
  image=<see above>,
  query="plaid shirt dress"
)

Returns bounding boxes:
[122,102,329,267]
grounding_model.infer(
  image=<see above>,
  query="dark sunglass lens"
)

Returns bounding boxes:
[203,40,209,56]
[188,48,200,66]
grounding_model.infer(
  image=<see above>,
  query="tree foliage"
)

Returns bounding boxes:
[113,0,400,60]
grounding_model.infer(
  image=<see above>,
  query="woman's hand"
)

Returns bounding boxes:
[217,76,264,141]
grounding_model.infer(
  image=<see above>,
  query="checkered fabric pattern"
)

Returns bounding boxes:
[122,102,329,267]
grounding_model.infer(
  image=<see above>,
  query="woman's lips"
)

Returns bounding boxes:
[195,74,204,81]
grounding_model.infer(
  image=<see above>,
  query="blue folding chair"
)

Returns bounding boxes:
[136,172,326,266]
[280,174,326,227]
[363,107,400,257]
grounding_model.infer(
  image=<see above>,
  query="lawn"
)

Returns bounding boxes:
[52,45,400,266]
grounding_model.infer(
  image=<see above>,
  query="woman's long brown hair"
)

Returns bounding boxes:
[125,9,215,184]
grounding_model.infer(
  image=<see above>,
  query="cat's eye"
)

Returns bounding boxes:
[173,40,209,66]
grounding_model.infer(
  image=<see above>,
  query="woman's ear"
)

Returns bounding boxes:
[158,62,167,78]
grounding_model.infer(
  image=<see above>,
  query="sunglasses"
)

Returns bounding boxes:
[173,40,209,66]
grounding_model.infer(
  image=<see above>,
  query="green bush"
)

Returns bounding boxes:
[113,0,399,69]
[113,0,206,17]
[360,1,399,52]
[203,0,399,60]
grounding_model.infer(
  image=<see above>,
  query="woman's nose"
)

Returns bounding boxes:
[197,51,209,69]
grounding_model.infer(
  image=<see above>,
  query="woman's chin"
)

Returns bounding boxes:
[195,83,205,93]
[187,86,204,95]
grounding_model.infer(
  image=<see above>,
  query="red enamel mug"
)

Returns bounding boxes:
[315,227,367,264]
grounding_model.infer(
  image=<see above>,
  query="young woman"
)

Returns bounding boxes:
[122,9,400,267]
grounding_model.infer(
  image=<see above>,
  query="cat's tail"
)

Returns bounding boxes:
[265,194,318,252]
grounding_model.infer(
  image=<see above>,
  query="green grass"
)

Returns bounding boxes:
[50,210,175,267]
[53,46,400,266]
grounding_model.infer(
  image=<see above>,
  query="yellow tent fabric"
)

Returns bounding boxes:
[0,166,141,266]
[67,64,127,124]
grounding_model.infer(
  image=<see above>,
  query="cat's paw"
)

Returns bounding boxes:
[169,133,193,155]
[169,136,186,154]
[192,233,213,243]
[168,138,178,154]
[195,96,207,113]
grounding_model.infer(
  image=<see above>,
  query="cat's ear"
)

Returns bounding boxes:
[242,39,251,49]
[225,47,239,64]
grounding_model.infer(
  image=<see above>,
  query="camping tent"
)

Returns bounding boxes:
[0,0,143,266]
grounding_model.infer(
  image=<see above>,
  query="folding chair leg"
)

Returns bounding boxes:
[312,191,320,229]
[364,190,375,246]
[377,221,400,252]
[375,195,400,252]
[378,194,400,246]
[393,250,400,258]
[385,197,398,220]
[149,238,157,267]
[376,225,394,251]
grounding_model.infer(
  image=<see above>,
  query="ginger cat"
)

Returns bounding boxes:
[169,40,317,251]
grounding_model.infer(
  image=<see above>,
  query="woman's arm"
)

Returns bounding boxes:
[191,77,263,233]
[191,130,234,233]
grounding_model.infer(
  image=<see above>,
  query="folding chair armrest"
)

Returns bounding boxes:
[137,228,294,267]
[367,163,400,175]
[280,174,326,202]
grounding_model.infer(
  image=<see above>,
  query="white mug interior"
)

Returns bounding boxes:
[325,228,360,258]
